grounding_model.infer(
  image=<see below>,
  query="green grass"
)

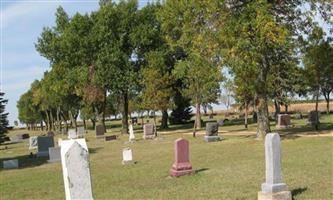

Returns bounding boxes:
[0,115,332,199]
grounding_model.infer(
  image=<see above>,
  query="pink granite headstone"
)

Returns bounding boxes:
[170,138,193,177]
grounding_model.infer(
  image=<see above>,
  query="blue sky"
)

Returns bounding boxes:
[1,0,152,126]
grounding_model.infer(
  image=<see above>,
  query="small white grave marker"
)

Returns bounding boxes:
[77,127,85,138]
[48,147,61,163]
[68,129,77,139]
[122,148,134,165]
[129,124,135,142]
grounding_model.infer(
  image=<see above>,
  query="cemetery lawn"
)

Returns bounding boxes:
[1,115,333,200]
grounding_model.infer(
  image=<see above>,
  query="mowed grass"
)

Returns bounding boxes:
[0,115,332,200]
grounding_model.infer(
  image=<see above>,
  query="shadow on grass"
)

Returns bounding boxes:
[89,147,104,154]
[195,168,209,174]
[0,154,48,170]
[291,187,307,200]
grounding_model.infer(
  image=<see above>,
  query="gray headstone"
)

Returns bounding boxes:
[204,122,221,142]
[3,159,18,169]
[61,139,93,200]
[308,110,320,125]
[10,135,22,143]
[29,136,38,149]
[37,136,54,157]
[95,125,105,138]
[143,124,155,139]
[77,127,85,138]
[68,129,77,139]
[48,147,61,163]
[129,124,135,142]
[261,133,289,193]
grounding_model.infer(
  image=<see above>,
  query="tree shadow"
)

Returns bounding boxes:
[291,187,307,200]
[88,147,104,154]
[195,168,209,174]
[0,154,48,170]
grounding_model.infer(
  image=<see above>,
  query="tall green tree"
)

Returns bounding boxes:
[0,92,9,143]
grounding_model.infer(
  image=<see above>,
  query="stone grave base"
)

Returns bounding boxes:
[37,151,49,157]
[47,158,61,163]
[204,136,221,142]
[122,160,135,165]
[143,135,155,140]
[258,191,291,200]
[3,159,19,169]
[170,168,193,177]
[96,135,105,139]
[275,125,292,129]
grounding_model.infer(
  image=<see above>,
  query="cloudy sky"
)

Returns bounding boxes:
[1,0,152,126]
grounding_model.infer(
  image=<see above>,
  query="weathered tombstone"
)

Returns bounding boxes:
[258,133,291,200]
[95,124,105,138]
[61,139,93,200]
[77,127,85,138]
[10,135,22,143]
[129,124,135,142]
[122,148,134,165]
[58,138,63,147]
[295,113,303,119]
[170,138,193,177]
[47,131,54,137]
[143,124,155,139]
[48,147,61,163]
[217,119,224,126]
[29,136,38,149]
[3,159,19,169]
[131,117,138,125]
[68,129,77,139]
[105,135,117,141]
[276,114,291,129]
[308,110,320,126]
[204,122,221,142]
[22,133,30,139]
[37,136,54,157]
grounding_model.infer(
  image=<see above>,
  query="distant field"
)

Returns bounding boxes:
[0,115,332,199]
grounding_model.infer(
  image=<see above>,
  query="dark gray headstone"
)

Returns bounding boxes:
[95,125,105,138]
[37,136,54,157]
[105,135,117,141]
[205,122,218,136]
[308,111,320,126]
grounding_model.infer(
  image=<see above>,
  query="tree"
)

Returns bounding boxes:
[220,79,234,110]
[159,0,223,137]
[303,26,333,129]
[0,92,9,143]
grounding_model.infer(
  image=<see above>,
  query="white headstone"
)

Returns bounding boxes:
[122,148,133,164]
[68,129,77,139]
[129,124,135,142]
[258,133,291,200]
[3,159,18,169]
[60,139,93,200]
[48,147,61,163]
[29,136,38,149]
[58,138,63,147]
[77,127,85,138]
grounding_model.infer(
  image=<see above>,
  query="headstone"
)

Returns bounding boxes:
[276,114,291,129]
[131,117,138,125]
[308,111,320,126]
[122,148,134,164]
[129,124,135,142]
[95,124,105,138]
[204,122,221,142]
[170,138,193,177]
[48,147,61,163]
[10,135,22,143]
[105,135,117,141]
[37,136,54,157]
[258,133,291,200]
[29,136,38,149]
[61,129,67,135]
[217,119,224,126]
[77,127,85,138]
[295,113,303,119]
[58,138,63,147]
[47,131,54,137]
[68,129,77,139]
[61,139,93,200]
[22,133,30,139]
[143,124,155,139]
[3,159,19,169]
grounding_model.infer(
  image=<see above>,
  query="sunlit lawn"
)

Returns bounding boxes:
[0,114,332,199]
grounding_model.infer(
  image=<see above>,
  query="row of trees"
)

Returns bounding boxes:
[17,0,333,138]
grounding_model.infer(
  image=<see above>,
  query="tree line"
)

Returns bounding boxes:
[17,0,333,139]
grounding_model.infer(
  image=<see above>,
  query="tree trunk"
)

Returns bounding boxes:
[153,112,157,137]
[193,103,201,137]
[91,119,96,130]
[274,99,280,121]
[324,92,330,114]
[161,110,168,129]
[122,91,129,134]
[245,102,248,129]
[285,105,288,113]
[56,107,61,132]
[83,119,87,130]
[256,94,271,140]
[41,121,44,131]
[315,88,319,130]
